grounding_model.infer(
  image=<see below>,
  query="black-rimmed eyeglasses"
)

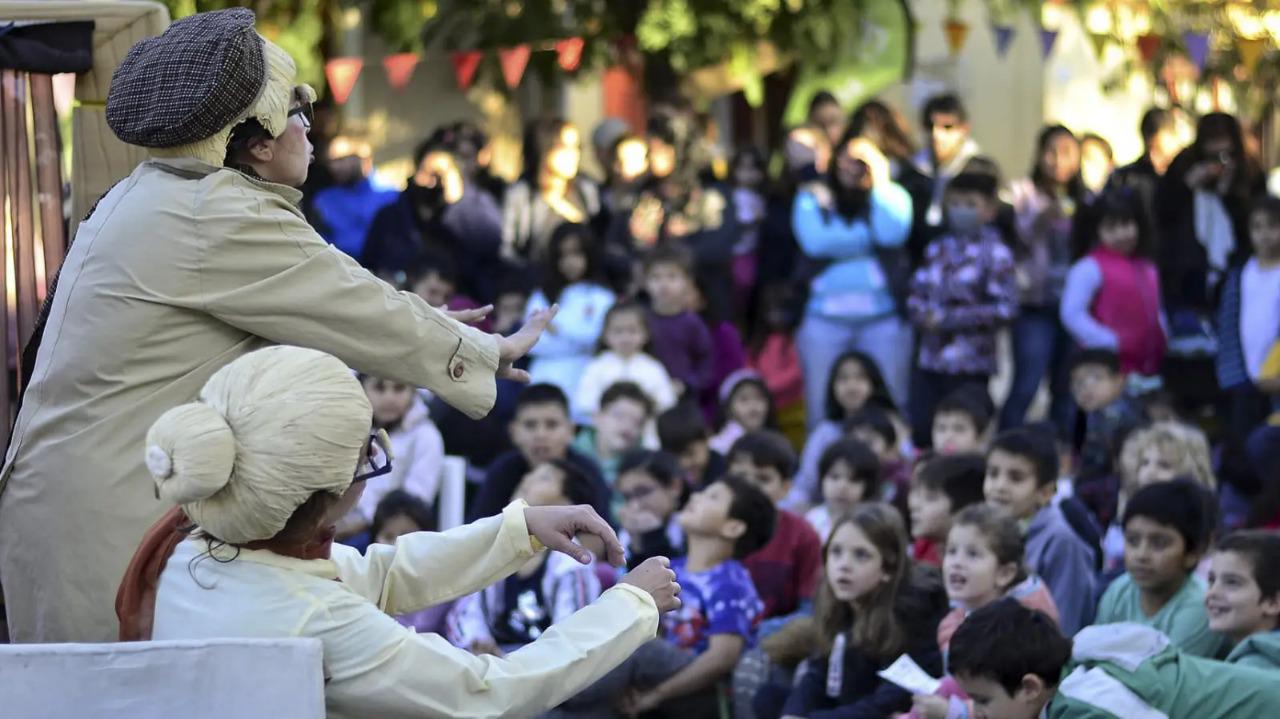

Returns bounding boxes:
[353,432,392,484]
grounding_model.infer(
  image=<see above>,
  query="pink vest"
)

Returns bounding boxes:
[1089,247,1165,375]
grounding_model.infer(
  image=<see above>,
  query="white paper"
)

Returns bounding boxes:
[877,653,941,695]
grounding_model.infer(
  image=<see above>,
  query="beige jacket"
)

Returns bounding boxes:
[0,158,499,643]
[152,502,659,719]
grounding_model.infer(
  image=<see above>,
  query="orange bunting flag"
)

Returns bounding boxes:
[1137,34,1161,63]
[324,57,363,105]
[382,52,419,91]
[944,19,970,56]
[499,45,532,89]
[1239,36,1266,75]
[450,51,483,90]
[556,37,586,72]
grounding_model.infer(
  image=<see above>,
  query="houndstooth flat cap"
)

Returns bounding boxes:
[106,8,266,148]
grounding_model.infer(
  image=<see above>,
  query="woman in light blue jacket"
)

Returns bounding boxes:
[793,136,914,429]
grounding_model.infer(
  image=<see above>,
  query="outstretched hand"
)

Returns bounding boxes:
[495,304,559,383]
[442,304,493,326]
[524,503,626,567]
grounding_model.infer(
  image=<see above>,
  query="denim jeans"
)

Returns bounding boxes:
[999,306,1075,436]
[798,312,910,430]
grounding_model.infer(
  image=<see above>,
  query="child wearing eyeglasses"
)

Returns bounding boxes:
[615,449,689,570]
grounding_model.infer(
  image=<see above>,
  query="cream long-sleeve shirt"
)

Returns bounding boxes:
[152,501,659,719]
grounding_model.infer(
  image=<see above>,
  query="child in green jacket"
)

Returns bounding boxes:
[1206,529,1280,669]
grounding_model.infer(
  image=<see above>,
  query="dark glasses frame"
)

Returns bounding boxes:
[353,431,392,484]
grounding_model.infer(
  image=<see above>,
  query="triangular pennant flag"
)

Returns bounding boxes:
[1088,33,1109,61]
[1184,31,1210,70]
[324,57,363,105]
[499,45,531,89]
[382,52,419,91]
[556,37,586,73]
[944,19,970,56]
[450,51,483,90]
[1039,28,1059,60]
[993,24,1016,58]
[1239,36,1266,75]
[1137,34,1161,63]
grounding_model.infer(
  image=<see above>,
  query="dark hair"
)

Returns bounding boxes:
[643,243,695,278]
[514,383,571,417]
[948,598,1072,694]
[847,99,917,163]
[816,503,912,659]
[1030,124,1085,202]
[405,250,459,292]
[1214,530,1280,601]
[921,93,968,128]
[1140,108,1174,144]
[1123,478,1216,555]
[657,403,710,453]
[596,300,654,355]
[819,438,881,498]
[413,129,455,171]
[1081,132,1114,162]
[541,222,604,304]
[370,489,436,541]
[718,375,778,432]
[617,449,685,489]
[729,430,798,478]
[600,381,656,417]
[809,90,840,115]
[494,264,534,300]
[1069,347,1122,375]
[730,146,768,189]
[1250,195,1280,226]
[946,171,999,199]
[1194,112,1263,200]
[717,473,778,558]
[845,406,897,448]
[1072,187,1154,260]
[988,426,1059,488]
[916,453,988,513]
[825,350,896,421]
[961,156,1005,187]
[952,504,1028,589]
[548,458,597,507]
[934,385,995,435]
[522,116,575,181]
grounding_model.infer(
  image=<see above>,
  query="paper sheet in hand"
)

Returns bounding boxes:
[877,653,941,694]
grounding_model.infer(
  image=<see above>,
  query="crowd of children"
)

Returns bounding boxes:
[310,91,1280,716]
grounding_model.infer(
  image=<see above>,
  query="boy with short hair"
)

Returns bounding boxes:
[907,171,1018,448]
[656,402,726,488]
[551,474,776,717]
[406,251,461,309]
[1070,348,1147,527]
[985,427,1098,635]
[573,381,655,486]
[932,385,995,455]
[1207,530,1280,669]
[470,384,611,523]
[907,453,987,566]
[949,599,1280,719]
[846,406,912,507]
[1096,478,1226,658]
[728,431,823,620]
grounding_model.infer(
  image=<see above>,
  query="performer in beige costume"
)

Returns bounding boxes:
[0,8,551,643]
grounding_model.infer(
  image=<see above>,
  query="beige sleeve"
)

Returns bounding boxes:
[320,584,659,719]
[192,190,500,419]
[331,501,537,615]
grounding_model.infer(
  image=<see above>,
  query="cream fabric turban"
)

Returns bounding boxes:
[144,346,372,544]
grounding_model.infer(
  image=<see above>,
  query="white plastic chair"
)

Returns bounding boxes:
[437,455,468,530]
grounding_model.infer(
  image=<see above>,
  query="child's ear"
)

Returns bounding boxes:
[1014,673,1051,706]
[995,561,1020,591]
[1260,592,1280,624]
[1183,549,1203,572]
[721,517,747,543]
[1034,481,1057,506]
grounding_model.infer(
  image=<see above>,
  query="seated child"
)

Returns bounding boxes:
[985,427,1099,636]
[469,384,611,524]
[759,503,949,719]
[710,370,777,455]
[644,245,715,402]
[949,599,1280,719]
[337,374,444,549]
[908,453,988,566]
[549,474,776,717]
[1095,479,1226,658]
[574,300,677,424]
[370,490,450,634]
[932,385,995,456]
[448,460,603,656]
[804,438,880,542]
[573,381,654,487]
[1206,530,1280,669]
[407,250,461,308]
[1069,348,1148,528]
[909,503,1060,719]
[616,449,688,569]
[656,402,727,489]
[847,405,913,510]
[728,431,823,620]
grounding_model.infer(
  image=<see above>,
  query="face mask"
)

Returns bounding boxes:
[408,180,445,212]
[947,205,983,235]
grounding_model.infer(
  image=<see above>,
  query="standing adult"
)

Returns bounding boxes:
[502,118,603,265]
[913,93,983,241]
[310,135,398,259]
[793,136,914,429]
[0,8,551,644]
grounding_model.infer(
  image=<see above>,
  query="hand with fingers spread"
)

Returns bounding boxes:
[494,304,558,383]
[618,556,682,613]
[441,304,493,326]
[523,503,626,567]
